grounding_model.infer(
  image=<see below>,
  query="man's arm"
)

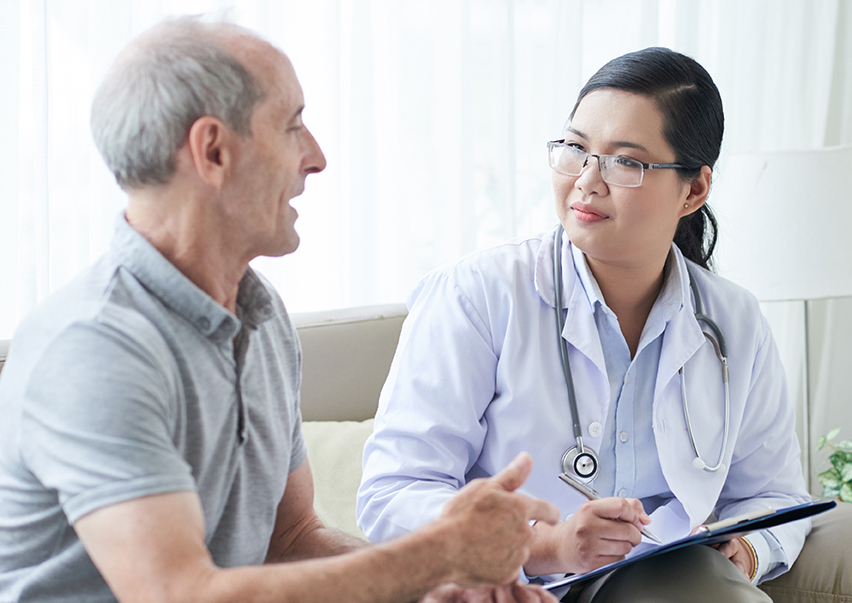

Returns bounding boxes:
[265,458,367,562]
[266,459,558,602]
[74,452,559,603]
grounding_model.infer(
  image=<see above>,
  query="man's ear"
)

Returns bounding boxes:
[682,165,712,216]
[185,116,234,189]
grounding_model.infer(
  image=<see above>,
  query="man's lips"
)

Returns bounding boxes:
[571,203,608,223]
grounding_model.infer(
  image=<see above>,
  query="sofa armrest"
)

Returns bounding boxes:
[292,304,407,422]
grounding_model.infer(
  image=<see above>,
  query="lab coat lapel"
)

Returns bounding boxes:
[534,227,608,382]
[562,266,607,376]
[654,249,707,402]
[653,312,705,403]
[653,253,727,526]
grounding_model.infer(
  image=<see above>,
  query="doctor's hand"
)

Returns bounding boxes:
[437,452,560,588]
[715,537,757,581]
[525,497,651,576]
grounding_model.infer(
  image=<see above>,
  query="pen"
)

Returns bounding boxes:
[558,472,663,544]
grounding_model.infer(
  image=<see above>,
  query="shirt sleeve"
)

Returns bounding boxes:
[278,296,307,475]
[288,400,307,474]
[20,315,196,524]
[747,531,785,584]
[356,271,498,543]
[714,313,811,583]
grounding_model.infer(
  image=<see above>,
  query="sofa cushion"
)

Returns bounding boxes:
[301,419,374,540]
[759,501,852,603]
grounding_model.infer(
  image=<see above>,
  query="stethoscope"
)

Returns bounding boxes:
[553,225,731,482]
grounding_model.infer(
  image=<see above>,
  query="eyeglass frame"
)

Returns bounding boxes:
[547,139,695,188]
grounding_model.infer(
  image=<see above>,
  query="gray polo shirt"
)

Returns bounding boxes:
[0,216,306,602]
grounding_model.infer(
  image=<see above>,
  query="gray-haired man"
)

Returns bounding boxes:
[0,18,559,603]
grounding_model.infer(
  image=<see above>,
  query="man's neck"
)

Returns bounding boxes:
[126,186,247,314]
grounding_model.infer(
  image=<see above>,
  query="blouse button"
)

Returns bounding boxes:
[589,422,603,438]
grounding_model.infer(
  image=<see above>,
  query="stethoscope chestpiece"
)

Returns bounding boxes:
[561,445,599,482]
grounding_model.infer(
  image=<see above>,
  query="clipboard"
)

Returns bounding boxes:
[544,499,836,591]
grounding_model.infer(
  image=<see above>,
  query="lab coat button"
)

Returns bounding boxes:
[619,431,629,443]
[589,422,603,438]
[618,488,628,497]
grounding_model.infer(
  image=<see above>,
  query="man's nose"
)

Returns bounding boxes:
[304,128,326,174]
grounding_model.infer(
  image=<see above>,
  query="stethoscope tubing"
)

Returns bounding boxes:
[553,226,586,452]
[553,225,731,478]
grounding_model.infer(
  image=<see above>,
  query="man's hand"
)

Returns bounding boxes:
[525,497,651,576]
[439,453,560,588]
[421,582,558,602]
[716,537,756,580]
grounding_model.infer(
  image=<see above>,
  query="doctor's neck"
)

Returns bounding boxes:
[585,252,669,358]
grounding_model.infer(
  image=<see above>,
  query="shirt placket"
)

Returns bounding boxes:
[614,367,636,498]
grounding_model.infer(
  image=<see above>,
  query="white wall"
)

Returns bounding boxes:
[1,0,851,494]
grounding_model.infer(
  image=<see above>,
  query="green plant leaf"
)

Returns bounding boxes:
[841,464,852,483]
[818,468,842,488]
[840,483,852,503]
[826,427,842,442]
[818,435,828,451]
[835,440,852,451]
[823,485,841,498]
[831,450,852,473]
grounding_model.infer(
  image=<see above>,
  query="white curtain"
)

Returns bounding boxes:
[2,0,851,491]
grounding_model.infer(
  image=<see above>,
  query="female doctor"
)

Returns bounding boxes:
[357,47,811,602]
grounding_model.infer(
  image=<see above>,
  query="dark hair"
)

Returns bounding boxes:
[569,47,724,270]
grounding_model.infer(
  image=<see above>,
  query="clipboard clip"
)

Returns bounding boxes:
[701,508,775,533]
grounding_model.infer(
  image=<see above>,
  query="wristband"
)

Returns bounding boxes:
[740,537,759,582]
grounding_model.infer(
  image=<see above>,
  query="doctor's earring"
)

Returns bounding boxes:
[683,203,689,209]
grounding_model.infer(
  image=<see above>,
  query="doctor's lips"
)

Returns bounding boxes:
[571,203,609,223]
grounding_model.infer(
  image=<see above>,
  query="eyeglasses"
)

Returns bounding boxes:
[547,139,692,188]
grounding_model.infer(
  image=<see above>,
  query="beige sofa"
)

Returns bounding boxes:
[1,305,850,602]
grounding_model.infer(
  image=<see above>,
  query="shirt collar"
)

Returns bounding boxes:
[571,243,609,316]
[645,248,687,331]
[110,214,275,342]
[534,222,688,321]
[571,243,686,325]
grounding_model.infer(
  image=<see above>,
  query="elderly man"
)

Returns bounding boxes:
[0,18,560,603]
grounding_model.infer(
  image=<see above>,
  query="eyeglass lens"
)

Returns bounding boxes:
[550,144,643,187]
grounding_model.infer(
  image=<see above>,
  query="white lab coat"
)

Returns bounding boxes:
[357,226,811,581]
